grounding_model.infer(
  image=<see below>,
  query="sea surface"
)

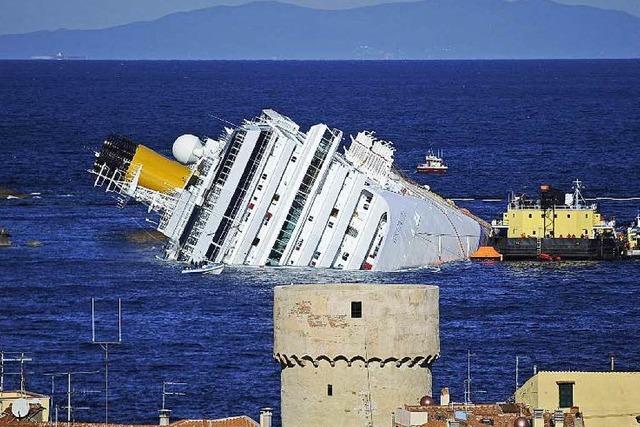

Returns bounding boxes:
[1,60,639,425]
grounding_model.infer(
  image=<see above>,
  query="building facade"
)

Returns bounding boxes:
[515,371,640,427]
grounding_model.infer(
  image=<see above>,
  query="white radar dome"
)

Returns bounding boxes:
[172,134,204,164]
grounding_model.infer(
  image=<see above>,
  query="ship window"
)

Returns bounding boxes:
[351,301,362,318]
[567,214,571,218]
[554,214,558,218]
[257,185,263,191]
[331,208,339,217]
[262,173,267,179]
[327,384,333,396]
[291,156,297,162]
[273,194,280,201]
[252,237,260,246]
[528,214,532,218]
[558,382,574,408]
[585,214,589,218]
[328,221,334,228]
[532,230,536,235]
[308,216,314,222]
[541,214,545,218]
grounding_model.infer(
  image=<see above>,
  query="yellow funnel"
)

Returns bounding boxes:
[125,145,192,193]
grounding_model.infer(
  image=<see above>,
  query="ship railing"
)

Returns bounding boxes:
[91,164,132,196]
[510,202,597,210]
[391,167,491,231]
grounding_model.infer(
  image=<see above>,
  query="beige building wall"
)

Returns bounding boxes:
[515,371,640,427]
[274,283,440,427]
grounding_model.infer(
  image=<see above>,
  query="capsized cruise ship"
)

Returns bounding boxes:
[91,110,487,271]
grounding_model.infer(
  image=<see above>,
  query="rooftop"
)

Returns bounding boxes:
[0,417,258,427]
[398,403,584,427]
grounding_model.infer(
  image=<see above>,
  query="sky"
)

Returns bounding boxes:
[1,0,639,35]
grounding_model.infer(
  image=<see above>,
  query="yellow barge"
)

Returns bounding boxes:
[489,180,623,260]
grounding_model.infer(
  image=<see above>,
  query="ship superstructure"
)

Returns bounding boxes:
[627,212,640,257]
[490,181,622,260]
[91,110,486,271]
[416,149,448,174]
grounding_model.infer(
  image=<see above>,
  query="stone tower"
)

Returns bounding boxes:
[273,283,440,427]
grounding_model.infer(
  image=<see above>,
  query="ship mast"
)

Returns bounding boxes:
[572,179,585,208]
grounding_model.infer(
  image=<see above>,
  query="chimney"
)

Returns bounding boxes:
[532,409,544,427]
[440,388,450,406]
[260,408,273,427]
[609,353,615,371]
[554,410,564,427]
[159,409,171,426]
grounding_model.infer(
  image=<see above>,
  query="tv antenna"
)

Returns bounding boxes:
[45,370,99,422]
[91,298,122,425]
[0,351,33,393]
[162,381,187,410]
[463,350,486,405]
[159,381,186,426]
[463,350,473,405]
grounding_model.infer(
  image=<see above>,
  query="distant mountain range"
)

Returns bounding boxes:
[1,0,639,60]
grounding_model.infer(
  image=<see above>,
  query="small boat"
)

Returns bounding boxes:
[417,149,448,174]
[538,253,561,262]
[181,262,224,275]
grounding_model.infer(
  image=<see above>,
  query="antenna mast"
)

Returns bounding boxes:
[161,382,187,411]
[91,298,122,426]
[464,350,472,405]
[45,370,99,422]
[0,352,33,394]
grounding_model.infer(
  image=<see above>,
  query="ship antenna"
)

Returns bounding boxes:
[572,179,585,208]
[208,113,237,128]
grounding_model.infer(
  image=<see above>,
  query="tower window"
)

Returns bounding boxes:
[351,301,362,318]
[558,382,574,408]
[327,384,333,396]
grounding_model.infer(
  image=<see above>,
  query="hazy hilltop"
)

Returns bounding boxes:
[0,0,639,60]
[1,0,639,35]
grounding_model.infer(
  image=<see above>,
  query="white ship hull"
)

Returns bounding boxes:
[92,110,487,271]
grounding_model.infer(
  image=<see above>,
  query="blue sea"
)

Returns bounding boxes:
[1,60,639,425]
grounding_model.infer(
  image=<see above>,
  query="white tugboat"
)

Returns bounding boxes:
[416,149,448,174]
[90,110,487,271]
